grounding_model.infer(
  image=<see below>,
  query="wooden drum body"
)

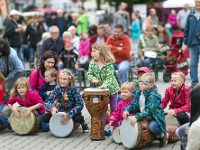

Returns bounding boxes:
[83,88,110,141]
[120,117,155,149]
[10,106,40,135]
[165,116,179,143]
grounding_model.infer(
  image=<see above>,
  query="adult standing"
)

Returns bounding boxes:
[24,15,45,67]
[40,26,64,57]
[146,8,159,32]
[76,7,89,35]
[0,38,24,100]
[68,26,80,51]
[113,2,130,35]
[29,51,59,92]
[177,3,190,31]
[106,24,131,83]
[53,9,68,37]
[167,9,179,31]
[3,10,23,63]
[184,0,200,89]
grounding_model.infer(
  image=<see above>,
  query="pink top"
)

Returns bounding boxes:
[0,80,4,104]
[79,39,90,57]
[109,97,134,125]
[167,15,178,28]
[7,90,45,114]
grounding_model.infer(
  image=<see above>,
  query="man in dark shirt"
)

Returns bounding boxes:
[40,26,64,57]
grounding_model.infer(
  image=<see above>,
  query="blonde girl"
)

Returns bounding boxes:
[87,42,120,126]
[7,77,49,132]
[0,72,9,127]
[43,69,89,132]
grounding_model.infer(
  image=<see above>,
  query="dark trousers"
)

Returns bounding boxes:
[176,112,189,125]
[42,112,84,124]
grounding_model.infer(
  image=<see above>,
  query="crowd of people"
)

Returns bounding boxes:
[0,0,200,150]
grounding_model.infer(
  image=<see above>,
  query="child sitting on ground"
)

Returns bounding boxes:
[39,68,57,101]
[123,73,168,147]
[161,72,190,125]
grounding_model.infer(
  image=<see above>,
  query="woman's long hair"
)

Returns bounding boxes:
[190,85,200,126]
[40,51,58,76]
[0,38,10,56]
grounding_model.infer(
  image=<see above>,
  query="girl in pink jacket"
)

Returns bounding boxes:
[107,82,135,127]
[161,72,190,125]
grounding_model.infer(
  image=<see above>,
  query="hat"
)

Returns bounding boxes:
[10,10,21,16]
[137,67,150,73]
[64,40,73,46]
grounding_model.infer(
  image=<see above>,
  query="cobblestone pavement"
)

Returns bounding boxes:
[1,68,194,150]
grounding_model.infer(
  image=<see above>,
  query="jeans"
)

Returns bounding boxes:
[40,113,49,132]
[189,45,200,85]
[136,58,155,69]
[176,123,189,150]
[148,120,163,138]
[28,45,36,63]
[21,45,29,60]
[0,104,9,126]
[114,60,131,84]
[13,47,24,64]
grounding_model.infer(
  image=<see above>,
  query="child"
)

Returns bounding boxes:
[87,42,120,126]
[39,68,57,101]
[123,73,168,147]
[106,82,134,136]
[161,72,190,125]
[79,32,90,70]
[134,67,157,91]
[7,77,49,132]
[0,72,9,128]
[58,40,79,74]
[42,69,89,132]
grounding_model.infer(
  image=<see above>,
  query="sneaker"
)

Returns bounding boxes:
[159,132,168,147]
[81,123,89,132]
[104,129,111,136]
[189,84,196,90]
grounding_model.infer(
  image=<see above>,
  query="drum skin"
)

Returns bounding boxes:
[121,117,155,149]
[113,126,122,144]
[166,124,179,143]
[49,112,74,138]
[10,106,40,135]
[83,88,110,141]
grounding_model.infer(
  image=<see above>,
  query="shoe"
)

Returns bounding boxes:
[104,129,111,136]
[81,123,89,132]
[159,132,168,147]
[189,84,196,90]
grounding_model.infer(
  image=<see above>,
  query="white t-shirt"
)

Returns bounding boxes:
[177,9,190,28]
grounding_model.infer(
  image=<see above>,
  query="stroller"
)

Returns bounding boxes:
[162,31,189,82]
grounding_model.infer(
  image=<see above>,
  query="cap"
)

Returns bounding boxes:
[10,10,21,16]
[137,67,150,73]
[64,40,73,46]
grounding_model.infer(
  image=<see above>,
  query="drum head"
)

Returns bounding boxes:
[50,112,74,137]
[83,88,110,95]
[10,107,38,135]
[113,127,122,144]
[120,116,138,149]
[165,116,179,126]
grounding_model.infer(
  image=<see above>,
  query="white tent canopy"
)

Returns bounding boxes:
[163,0,195,8]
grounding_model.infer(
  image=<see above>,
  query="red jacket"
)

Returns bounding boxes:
[106,34,131,63]
[161,84,190,114]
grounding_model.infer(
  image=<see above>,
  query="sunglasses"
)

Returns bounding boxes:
[140,80,152,85]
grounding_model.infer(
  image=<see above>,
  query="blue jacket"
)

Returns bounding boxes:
[0,48,24,78]
[40,37,64,56]
[44,85,83,118]
[39,82,57,101]
[123,89,166,132]
[130,19,141,39]
[184,9,200,46]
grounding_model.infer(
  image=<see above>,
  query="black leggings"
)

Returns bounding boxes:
[176,112,189,125]
[42,112,85,124]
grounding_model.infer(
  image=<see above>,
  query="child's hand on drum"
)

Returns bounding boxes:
[167,109,176,116]
[123,111,129,119]
[24,108,32,117]
[130,116,137,126]
[99,85,107,89]
[106,121,113,129]
[60,113,69,125]
[51,106,58,116]
[13,108,20,117]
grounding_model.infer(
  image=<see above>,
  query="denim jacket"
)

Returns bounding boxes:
[0,48,24,79]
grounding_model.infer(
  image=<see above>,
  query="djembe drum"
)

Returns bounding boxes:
[83,88,110,141]
[120,117,155,149]
[10,106,40,135]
